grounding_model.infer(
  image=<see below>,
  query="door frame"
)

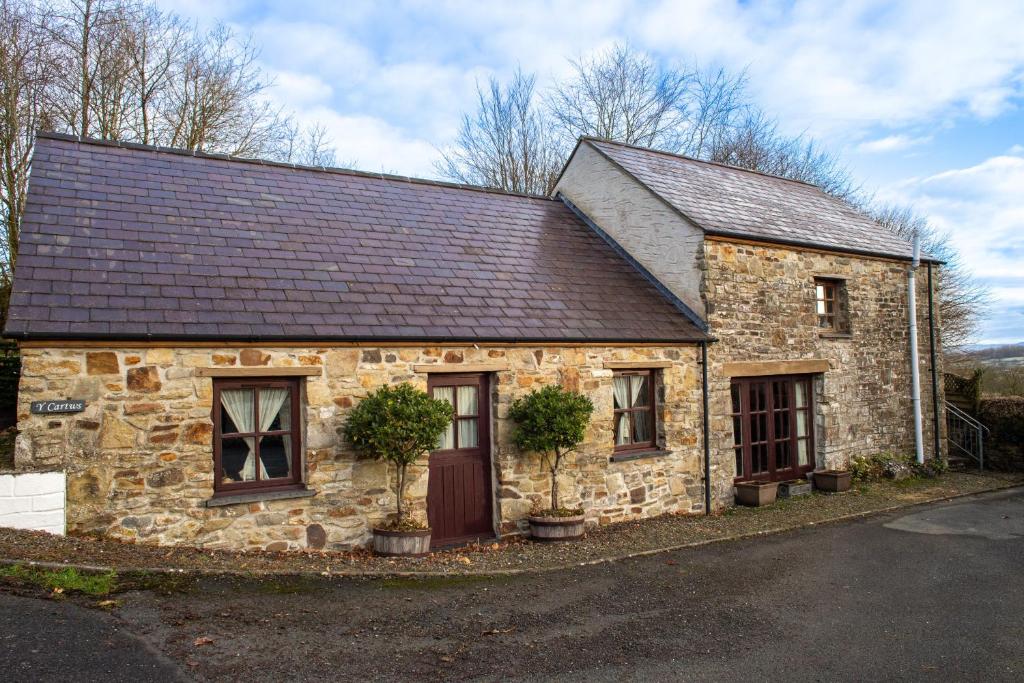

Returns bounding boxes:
[426,372,496,547]
[731,374,817,482]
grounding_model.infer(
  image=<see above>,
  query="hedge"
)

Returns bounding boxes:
[978,396,1024,471]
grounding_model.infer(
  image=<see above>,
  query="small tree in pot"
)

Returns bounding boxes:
[509,385,594,541]
[345,383,453,556]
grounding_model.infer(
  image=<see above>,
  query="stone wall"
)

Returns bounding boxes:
[703,239,945,507]
[14,344,704,550]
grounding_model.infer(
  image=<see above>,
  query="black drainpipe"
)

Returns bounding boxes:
[927,263,941,460]
[701,340,712,515]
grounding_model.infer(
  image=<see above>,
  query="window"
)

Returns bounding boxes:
[815,278,849,333]
[613,370,657,451]
[731,375,814,481]
[213,378,303,495]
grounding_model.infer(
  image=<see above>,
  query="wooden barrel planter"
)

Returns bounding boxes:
[528,514,585,542]
[813,470,852,493]
[372,528,432,556]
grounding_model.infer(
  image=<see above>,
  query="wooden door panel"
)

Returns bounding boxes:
[427,373,493,547]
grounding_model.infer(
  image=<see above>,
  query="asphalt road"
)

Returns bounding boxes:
[2,487,1022,682]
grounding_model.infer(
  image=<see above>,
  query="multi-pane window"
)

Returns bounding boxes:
[731,375,814,481]
[213,378,303,495]
[613,370,657,451]
[432,382,480,450]
[815,278,849,332]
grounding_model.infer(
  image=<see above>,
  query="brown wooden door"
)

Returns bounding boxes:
[731,375,815,482]
[427,373,493,548]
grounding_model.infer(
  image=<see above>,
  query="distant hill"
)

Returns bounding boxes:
[951,343,1024,368]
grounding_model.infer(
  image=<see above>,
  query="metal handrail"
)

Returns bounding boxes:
[946,403,988,471]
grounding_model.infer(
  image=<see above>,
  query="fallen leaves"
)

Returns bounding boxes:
[193,636,215,647]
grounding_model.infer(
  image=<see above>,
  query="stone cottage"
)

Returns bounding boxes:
[3,133,943,551]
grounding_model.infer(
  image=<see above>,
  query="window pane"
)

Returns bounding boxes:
[797,410,809,438]
[816,299,826,315]
[816,284,824,300]
[798,439,809,466]
[221,388,255,434]
[258,434,292,479]
[458,418,478,448]
[732,416,743,447]
[259,387,291,431]
[437,422,454,450]
[735,447,744,478]
[631,375,650,408]
[457,386,478,416]
[730,384,741,414]
[775,440,791,469]
[433,386,453,406]
[616,413,630,445]
[796,382,808,408]
[221,436,255,483]
[775,408,790,440]
[613,375,630,410]
[633,409,652,443]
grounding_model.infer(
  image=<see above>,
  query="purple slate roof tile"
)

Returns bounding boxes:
[584,138,921,261]
[5,134,706,342]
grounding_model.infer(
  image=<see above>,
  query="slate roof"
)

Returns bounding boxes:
[583,138,922,261]
[5,133,707,342]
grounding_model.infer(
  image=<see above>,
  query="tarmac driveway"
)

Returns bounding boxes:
[2,487,1022,682]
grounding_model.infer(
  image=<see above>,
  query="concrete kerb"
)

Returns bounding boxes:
[2,482,1022,582]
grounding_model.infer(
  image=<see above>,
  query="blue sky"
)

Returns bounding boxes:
[161,0,1024,344]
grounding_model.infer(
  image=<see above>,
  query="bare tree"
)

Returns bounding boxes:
[868,203,990,349]
[280,121,337,167]
[436,69,563,195]
[163,23,286,157]
[0,0,53,282]
[546,43,691,150]
[123,3,187,144]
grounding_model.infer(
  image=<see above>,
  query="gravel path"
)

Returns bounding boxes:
[0,471,1020,577]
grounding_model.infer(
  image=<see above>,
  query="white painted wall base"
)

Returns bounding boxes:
[0,471,66,535]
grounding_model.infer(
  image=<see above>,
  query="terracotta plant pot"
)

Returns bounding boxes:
[734,480,779,507]
[813,470,852,493]
[778,479,813,498]
[372,527,432,556]
[528,514,585,542]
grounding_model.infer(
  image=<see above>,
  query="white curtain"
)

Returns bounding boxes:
[221,389,256,481]
[613,375,630,445]
[631,377,649,442]
[434,387,454,449]
[259,388,290,478]
[457,386,478,447]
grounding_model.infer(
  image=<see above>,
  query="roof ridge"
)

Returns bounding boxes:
[581,136,821,188]
[35,131,557,202]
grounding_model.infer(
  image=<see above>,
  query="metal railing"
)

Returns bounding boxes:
[946,403,989,471]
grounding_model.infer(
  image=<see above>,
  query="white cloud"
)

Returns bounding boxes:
[857,134,932,154]
[878,149,1024,343]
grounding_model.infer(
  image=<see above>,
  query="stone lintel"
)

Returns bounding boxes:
[603,361,674,369]
[413,363,509,373]
[722,359,830,377]
[194,367,322,377]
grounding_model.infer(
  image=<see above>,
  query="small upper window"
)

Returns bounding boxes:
[213,377,303,495]
[613,370,657,451]
[815,278,849,333]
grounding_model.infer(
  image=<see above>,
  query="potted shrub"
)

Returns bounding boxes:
[345,383,453,556]
[509,385,594,541]
[734,480,779,506]
[813,469,853,493]
[778,479,812,498]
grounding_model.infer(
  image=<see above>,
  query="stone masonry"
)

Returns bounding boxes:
[702,239,945,507]
[14,344,704,551]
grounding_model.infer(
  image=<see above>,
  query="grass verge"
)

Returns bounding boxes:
[0,564,117,595]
